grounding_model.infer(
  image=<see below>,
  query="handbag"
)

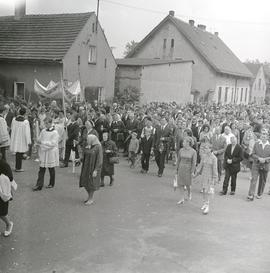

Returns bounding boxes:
[109,156,120,164]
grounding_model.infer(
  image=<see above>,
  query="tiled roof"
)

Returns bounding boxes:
[127,15,252,78]
[0,12,93,61]
[116,58,194,66]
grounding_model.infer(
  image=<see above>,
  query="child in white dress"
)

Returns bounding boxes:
[194,142,218,214]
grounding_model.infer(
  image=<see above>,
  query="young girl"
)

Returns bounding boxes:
[193,142,218,214]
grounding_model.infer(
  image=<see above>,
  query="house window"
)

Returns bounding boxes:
[240,88,243,102]
[218,87,222,103]
[245,88,248,102]
[78,55,80,65]
[231,88,234,102]
[224,87,228,103]
[104,58,107,69]
[163,39,167,49]
[171,39,174,48]
[92,23,95,33]
[258,79,261,90]
[88,46,97,64]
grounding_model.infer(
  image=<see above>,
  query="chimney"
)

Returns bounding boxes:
[15,0,26,20]
[214,32,219,36]
[169,10,175,17]
[197,24,206,31]
[189,19,195,26]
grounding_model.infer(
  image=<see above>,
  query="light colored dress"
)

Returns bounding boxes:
[177,147,197,186]
[38,128,59,168]
[196,152,218,191]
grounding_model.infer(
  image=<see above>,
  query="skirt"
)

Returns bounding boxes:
[0,198,9,216]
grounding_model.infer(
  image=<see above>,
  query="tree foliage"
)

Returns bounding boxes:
[115,86,140,105]
[123,40,138,57]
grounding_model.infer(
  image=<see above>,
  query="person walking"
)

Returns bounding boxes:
[247,129,270,200]
[139,128,153,174]
[10,108,31,172]
[32,117,59,191]
[100,130,117,186]
[128,131,140,168]
[175,136,197,204]
[194,142,218,214]
[79,135,103,206]
[153,116,172,177]
[220,135,242,195]
[211,126,227,182]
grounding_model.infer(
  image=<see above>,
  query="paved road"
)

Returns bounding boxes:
[1,156,270,273]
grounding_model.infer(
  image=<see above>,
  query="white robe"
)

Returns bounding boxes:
[10,118,31,153]
[38,128,59,168]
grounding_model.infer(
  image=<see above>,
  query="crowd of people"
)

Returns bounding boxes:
[1,96,270,236]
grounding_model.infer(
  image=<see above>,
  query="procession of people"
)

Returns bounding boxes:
[1,96,270,237]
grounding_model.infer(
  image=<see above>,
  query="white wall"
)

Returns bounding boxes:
[140,62,193,104]
[250,66,266,104]
[63,13,116,100]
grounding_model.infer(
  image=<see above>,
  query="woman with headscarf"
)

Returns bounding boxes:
[175,136,197,205]
[100,130,118,186]
[79,135,103,205]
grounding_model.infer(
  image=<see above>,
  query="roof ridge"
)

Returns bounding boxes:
[0,12,93,17]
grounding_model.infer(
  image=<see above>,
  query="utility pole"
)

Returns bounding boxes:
[96,0,100,33]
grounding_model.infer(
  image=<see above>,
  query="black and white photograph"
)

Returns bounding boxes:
[0,0,270,272]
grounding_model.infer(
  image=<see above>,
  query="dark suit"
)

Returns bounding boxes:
[139,135,153,172]
[153,124,172,175]
[63,122,80,166]
[222,144,242,193]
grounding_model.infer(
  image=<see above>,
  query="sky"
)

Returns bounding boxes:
[0,0,270,61]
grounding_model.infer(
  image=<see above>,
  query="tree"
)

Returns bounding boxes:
[123,40,138,57]
[115,86,140,105]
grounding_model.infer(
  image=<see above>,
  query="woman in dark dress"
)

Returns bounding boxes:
[101,130,118,187]
[79,135,103,206]
[0,153,14,236]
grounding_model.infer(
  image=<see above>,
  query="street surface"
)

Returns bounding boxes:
[1,155,270,273]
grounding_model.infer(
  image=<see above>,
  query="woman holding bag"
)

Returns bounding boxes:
[100,130,118,187]
[79,135,103,205]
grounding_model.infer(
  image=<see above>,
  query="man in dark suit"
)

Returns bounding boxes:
[220,135,242,195]
[61,113,80,168]
[139,127,153,173]
[153,116,172,177]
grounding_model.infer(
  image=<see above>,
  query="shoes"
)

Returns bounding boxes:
[4,222,13,237]
[219,191,226,196]
[100,184,105,187]
[247,195,254,201]
[200,189,203,193]
[85,200,94,206]
[140,169,147,173]
[60,164,68,168]
[177,199,184,205]
[34,158,39,162]
[230,191,235,195]
[15,169,24,172]
[45,185,53,189]
[32,186,42,191]
[158,173,162,177]
[75,161,81,167]
[203,205,209,215]
[256,195,262,199]
[201,204,207,210]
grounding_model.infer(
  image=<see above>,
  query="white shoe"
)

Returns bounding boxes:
[201,204,207,210]
[4,222,13,237]
[84,200,94,206]
[203,205,209,215]
[177,199,184,205]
